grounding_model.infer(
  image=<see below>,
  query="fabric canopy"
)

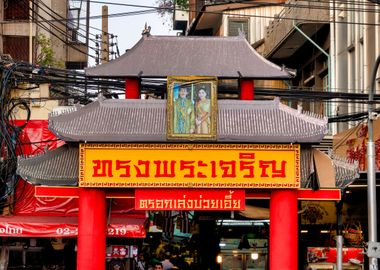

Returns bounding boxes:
[0,215,147,238]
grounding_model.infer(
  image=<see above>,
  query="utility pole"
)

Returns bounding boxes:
[336,192,344,270]
[101,5,109,64]
[367,54,380,270]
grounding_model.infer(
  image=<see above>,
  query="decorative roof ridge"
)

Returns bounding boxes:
[49,104,82,118]
[146,35,246,41]
[329,150,359,169]
[329,150,360,188]
[99,98,166,108]
[219,98,326,124]
[278,102,328,126]
[218,98,279,107]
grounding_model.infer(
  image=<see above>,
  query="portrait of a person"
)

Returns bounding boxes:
[195,87,211,134]
[173,86,195,134]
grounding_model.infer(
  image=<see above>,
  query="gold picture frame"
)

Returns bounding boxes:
[167,76,217,141]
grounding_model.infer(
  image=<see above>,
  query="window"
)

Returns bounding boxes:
[3,36,30,62]
[228,19,249,40]
[4,0,29,20]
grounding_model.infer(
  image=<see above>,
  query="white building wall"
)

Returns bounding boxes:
[331,1,379,134]
[11,84,59,120]
[222,6,284,44]
[335,2,349,132]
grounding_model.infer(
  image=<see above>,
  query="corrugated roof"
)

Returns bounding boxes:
[48,97,328,143]
[17,145,358,188]
[17,144,78,186]
[85,35,293,79]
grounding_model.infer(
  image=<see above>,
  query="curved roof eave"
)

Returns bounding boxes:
[85,35,294,79]
[48,98,327,143]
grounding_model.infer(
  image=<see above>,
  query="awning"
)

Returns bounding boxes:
[0,215,147,238]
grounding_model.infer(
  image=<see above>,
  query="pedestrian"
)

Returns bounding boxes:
[153,262,163,270]
[161,252,174,270]
[135,252,146,270]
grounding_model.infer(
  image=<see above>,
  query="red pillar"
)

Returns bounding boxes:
[77,188,106,270]
[240,78,298,269]
[125,78,140,99]
[270,190,298,270]
[240,79,254,100]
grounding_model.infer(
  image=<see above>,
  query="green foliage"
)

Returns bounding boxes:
[35,34,64,68]
[156,0,188,17]
[176,0,189,9]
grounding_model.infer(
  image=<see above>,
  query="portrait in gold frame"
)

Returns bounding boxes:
[167,76,217,141]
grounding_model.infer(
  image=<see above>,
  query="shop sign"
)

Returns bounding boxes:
[135,189,245,210]
[333,120,380,171]
[0,222,146,238]
[106,245,130,259]
[79,143,300,188]
[307,247,364,264]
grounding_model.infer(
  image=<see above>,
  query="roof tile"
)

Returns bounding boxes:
[49,98,328,143]
[85,35,293,79]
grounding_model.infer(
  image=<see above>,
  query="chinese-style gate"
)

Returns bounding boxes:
[17,35,350,270]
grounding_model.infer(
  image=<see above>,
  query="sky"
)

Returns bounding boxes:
[87,0,180,66]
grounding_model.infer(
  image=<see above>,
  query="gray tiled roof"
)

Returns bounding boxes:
[85,35,293,79]
[331,154,359,188]
[17,145,358,188]
[17,144,78,186]
[49,97,328,143]
[300,148,359,189]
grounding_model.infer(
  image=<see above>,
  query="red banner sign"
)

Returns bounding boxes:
[135,189,245,210]
[0,216,146,238]
[80,144,300,188]
[307,247,364,263]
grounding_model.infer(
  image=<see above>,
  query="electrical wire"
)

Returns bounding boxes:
[2,0,379,212]
[1,58,378,208]
[18,0,97,60]
[3,1,374,27]
[79,0,380,27]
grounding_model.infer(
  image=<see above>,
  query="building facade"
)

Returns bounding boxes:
[0,0,88,69]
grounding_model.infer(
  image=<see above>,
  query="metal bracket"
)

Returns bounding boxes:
[367,241,380,258]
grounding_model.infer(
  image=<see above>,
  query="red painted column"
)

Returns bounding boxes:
[125,78,140,99]
[77,188,106,270]
[240,78,298,270]
[270,190,298,270]
[240,79,254,100]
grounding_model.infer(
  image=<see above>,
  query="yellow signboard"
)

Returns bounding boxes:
[79,144,300,188]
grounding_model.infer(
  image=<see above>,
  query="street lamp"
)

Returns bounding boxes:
[216,254,223,270]
[367,54,380,270]
[251,252,259,260]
